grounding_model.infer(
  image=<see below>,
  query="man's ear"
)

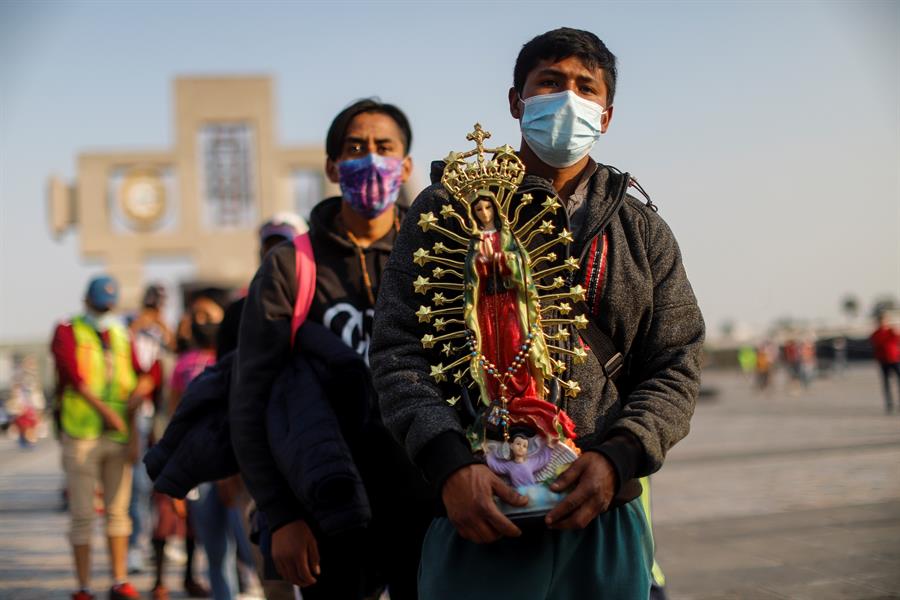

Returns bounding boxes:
[508,87,522,120]
[600,106,614,134]
[400,155,413,184]
[325,158,340,184]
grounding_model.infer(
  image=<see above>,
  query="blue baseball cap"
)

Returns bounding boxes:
[86,275,119,310]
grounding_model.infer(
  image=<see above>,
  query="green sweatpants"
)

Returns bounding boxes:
[419,499,653,599]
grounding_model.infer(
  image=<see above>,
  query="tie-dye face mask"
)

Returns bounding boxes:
[338,154,405,218]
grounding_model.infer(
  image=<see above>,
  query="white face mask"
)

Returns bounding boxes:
[519,90,606,168]
[84,309,119,332]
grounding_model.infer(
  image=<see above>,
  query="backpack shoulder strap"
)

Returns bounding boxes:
[290,231,317,348]
[573,170,633,382]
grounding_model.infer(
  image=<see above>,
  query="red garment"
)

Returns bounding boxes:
[475,232,576,439]
[170,349,216,394]
[871,325,900,364]
[475,232,539,404]
[51,320,143,389]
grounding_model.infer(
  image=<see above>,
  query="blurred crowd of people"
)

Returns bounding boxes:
[733,315,899,411]
[48,268,275,600]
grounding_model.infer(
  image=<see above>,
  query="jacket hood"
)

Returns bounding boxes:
[309,196,406,254]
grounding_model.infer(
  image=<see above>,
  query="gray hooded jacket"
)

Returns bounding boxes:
[369,162,704,494]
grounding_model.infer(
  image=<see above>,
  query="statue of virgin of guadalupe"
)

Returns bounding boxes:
[463,189,576,443]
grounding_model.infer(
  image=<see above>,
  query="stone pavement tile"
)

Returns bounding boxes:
[720,533,859,565]
[656,537,781,573]
[657,501,900,540]
[766,577,896,600]
[664,564,819,599]
[801,555,899,582]
[849,572,900,596]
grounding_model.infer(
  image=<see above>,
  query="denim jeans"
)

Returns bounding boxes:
[192,482,255,600]
[128,410,154,551]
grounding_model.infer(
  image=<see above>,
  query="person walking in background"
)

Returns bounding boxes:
[50,275,152,600]
[798,336,817,388]
[126,283,173,575]
[217,213,308,600]
[755,340,777,392]
[231,99,434,599]
[7,354,46,448]
[150,292,223,600]
[176,290,259,600]
[870,312,900,413]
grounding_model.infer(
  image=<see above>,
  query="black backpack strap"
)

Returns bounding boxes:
[570,168,637,383]
[574,301,624,381]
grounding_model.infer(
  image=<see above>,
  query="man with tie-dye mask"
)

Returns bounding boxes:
[231,99,434,600]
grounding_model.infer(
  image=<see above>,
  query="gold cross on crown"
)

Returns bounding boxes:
[466,124,491,160]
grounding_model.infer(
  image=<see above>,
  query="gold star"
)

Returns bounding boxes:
[430,364,447,383]
[552,276,566,289]
[413,276,431,294]
[564,257,580,270]
[562,379,581,397]
[418,212,438,232]
[558,302,572,315]
[446,396,460,406]
[432,267,447,279]
[421,334,435,349]
[432,292,447,306]
[554,328,571,340]
[440,204,457,218]
[558,229,574,244]
[433,317,447,331]
[572,346,588,365]
[441,342,454,356]
[542,197,560,212]
[554,361,567,375]
[573,314,589,329]
[453,370,467,384]
[569,285,585,301]
[413,248,430,266]
[416,306,433,323]
[520,193,533,205]
[433,242,448,255]
[539,220,555,234]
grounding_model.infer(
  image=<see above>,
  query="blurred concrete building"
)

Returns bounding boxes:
[46,76,413,310]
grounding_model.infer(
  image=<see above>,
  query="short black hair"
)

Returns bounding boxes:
[325,98,412,161]
[513,28,618,106]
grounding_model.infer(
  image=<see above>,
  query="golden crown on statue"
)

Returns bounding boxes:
[441,124,525,209]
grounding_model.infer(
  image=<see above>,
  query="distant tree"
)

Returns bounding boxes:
[841,295,860,321]
[871,295,899,319]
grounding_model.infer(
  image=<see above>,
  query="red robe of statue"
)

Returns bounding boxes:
[475,230,576,439]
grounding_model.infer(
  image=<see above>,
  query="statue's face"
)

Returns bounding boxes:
[474,198,494,228]
[511,436,529,458]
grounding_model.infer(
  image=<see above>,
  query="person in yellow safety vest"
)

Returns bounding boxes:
[51,275,154,600]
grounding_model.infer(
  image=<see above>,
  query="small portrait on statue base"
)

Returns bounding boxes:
[483,430,579,519]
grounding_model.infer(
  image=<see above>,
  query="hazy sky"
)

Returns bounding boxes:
[1,0,898,342]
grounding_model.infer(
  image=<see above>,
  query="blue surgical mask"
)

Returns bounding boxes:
[519,91,606,168]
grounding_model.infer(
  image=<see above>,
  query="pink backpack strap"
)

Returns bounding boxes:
[290,231,316,348]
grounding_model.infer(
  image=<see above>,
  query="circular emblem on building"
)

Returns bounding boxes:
[120,169,166,226]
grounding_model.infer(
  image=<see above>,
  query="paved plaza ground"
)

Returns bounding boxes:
[0,365,898,599]
[652,366,900,599]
